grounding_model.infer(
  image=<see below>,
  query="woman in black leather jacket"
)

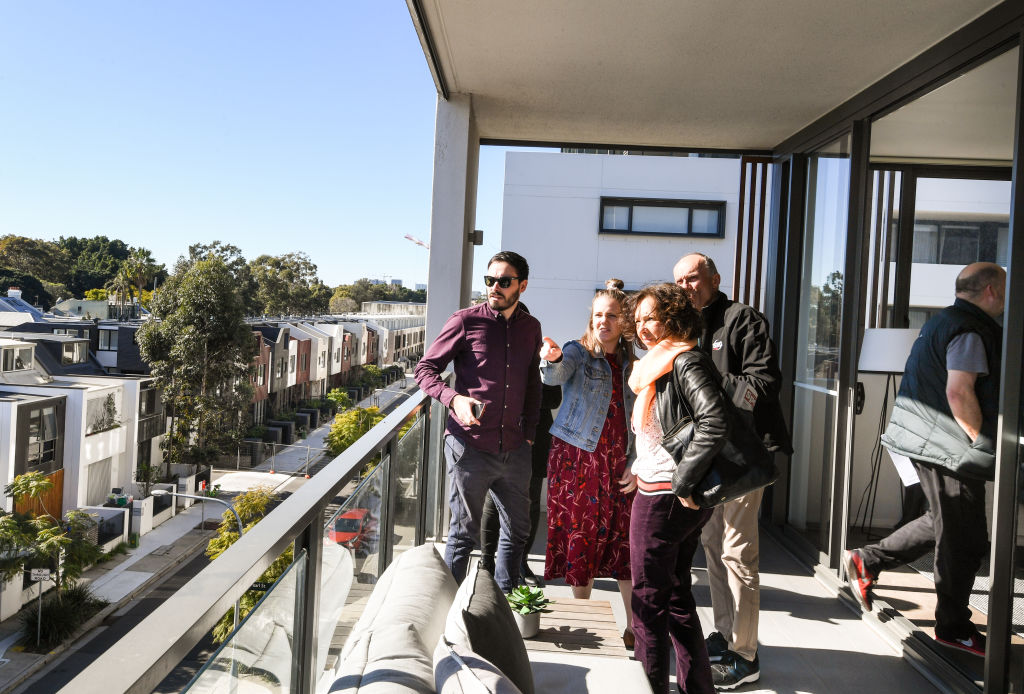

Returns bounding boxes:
[625,282,730,694]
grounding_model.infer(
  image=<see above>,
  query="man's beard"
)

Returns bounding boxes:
[488,288,521,312]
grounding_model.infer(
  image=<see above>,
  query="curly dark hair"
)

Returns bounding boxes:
[624,282,702,349]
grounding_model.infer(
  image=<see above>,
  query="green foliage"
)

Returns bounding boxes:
[0,236,70,285]
[184,242,260,316]
[505,585,551,615]
[20,582,107,651]
[360,364,383,389]
[331,278,426,309]
[326,388,352,411]
[83,288,107,301]
[248,251,327,316]
[56,236,132,298]
[138,256,257,472]
[0,473,101,592]
[95,542,129,564]
[205,486,289,643]
[326,407,384,457]
[0,267,54,308]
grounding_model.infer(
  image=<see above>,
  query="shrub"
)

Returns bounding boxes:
[20,582,108,651]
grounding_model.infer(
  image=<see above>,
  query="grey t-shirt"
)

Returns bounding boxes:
[946,332,988,375]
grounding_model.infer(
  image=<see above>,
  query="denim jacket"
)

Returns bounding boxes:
[540,340,636,456]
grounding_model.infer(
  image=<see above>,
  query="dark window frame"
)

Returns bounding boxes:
[598,196,727,238]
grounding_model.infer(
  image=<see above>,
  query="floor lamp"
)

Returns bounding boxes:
[854,328,920,539]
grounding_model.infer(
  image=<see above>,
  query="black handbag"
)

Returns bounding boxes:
[671,381,779,508]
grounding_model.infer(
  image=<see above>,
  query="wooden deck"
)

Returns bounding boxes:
[525,598,631,659]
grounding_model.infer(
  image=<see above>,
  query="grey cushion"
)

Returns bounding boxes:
[433,639,524,694]
[443,564,534,694]
[340,544,458,663]
[333,544,458,693]
[331,623,434,693]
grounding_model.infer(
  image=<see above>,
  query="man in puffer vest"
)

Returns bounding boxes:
[844,262,1006,658]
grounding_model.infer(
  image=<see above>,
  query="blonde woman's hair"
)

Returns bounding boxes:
[580,279,635,363]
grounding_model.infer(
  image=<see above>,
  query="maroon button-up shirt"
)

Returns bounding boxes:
[415,301,543,454]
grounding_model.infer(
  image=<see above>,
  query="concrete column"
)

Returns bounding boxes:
[425,94,480,344]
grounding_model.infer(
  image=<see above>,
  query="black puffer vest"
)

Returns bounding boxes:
[880,298,1002,480]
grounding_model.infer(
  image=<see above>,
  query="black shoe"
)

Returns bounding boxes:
[479,555,495,574]
[705,631,728,663]
[711,650,759,690]
[521,562,543,587]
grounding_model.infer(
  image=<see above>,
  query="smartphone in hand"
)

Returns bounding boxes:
[472,402,485,419]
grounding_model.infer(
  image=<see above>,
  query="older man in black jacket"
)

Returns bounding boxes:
[673,253,791,690]
[844,262,1005,658]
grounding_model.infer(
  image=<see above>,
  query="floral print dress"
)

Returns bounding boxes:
[545,353,633,585]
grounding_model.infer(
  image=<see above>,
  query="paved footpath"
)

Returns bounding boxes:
[0,503,216,694]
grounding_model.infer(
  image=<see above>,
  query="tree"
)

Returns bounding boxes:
[326,388,352,411]
[56,236,132,297]
[0,268,54,308]
[137,256,256,474]
[120,248,163,308]
[104,269,133,320]
[0,236,69,285]
[249,252,325,316]
[0,473,102,596]
[184,242,259,316]
[328,288,358,314]
[204,485,289,642]
[326,407,384,456]
[332,278,426,310]
[360,364,383,389]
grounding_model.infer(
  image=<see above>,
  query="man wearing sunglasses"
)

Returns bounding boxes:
[415,250,543,592]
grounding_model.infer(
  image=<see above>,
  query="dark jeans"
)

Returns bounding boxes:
[443,434,532,593]
[481,474,544,572]
[859,460,988,639]
[630,493,715,694]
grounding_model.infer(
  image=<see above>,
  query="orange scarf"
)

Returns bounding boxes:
[628,338,696,434]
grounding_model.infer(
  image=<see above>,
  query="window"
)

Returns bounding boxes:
[26,406,58,467]
[289,355,296,373]
[911,219,1007,265]
[258,363,266,386]
[2,347,32,372]
[61,342,86,365]
[599,197,726,237]
[86,394,120,436]
[98,330,118,351]
[53,328,79,337]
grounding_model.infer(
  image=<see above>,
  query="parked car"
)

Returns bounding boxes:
[329,508,376,556]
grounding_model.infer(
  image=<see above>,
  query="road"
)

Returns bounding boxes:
[14,550,212,694]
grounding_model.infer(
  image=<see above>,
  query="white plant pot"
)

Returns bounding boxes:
[514,611,540,639]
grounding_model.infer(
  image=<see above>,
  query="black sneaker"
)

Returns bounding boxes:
[705,631,728,663]
[711,650,759,690]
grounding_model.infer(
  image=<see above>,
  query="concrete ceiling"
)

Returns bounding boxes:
[870,46,1018,163]
[410,1,1002,151]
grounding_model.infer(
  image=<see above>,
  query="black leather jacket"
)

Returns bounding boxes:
[655,350,731,498]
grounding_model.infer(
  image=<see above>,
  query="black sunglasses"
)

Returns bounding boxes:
[483,275,520,289]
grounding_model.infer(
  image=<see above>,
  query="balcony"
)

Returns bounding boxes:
[60,381,941,694]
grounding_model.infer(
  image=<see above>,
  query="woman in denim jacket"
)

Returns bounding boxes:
[540,279,638,647]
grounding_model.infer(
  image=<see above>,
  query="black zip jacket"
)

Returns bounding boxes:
[698,291,793,454]
[654,350,730,498]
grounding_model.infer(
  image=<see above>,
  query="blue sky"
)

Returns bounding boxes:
[0,2,513,288]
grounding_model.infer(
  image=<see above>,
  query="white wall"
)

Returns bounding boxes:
[501,152,742,343]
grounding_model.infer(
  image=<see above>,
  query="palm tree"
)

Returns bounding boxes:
[104,270,133,320]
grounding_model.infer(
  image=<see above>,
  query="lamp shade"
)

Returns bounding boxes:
[858,328,920,374]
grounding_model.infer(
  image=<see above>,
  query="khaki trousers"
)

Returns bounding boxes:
[700,488,762,661]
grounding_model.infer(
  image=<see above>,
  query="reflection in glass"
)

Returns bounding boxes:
[787,133,849,557]
[186,550,307,693]
[318,461,386,678]
[391,413,425,560]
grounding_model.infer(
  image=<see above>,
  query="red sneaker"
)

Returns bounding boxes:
[935,630,986,657]
[842,549,874,612]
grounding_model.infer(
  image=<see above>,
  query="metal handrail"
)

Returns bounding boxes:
[59,388,432,694]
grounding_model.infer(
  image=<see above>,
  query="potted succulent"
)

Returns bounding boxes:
[506,585,550,639]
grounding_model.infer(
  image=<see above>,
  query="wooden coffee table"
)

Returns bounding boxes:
[524,598,631,659]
